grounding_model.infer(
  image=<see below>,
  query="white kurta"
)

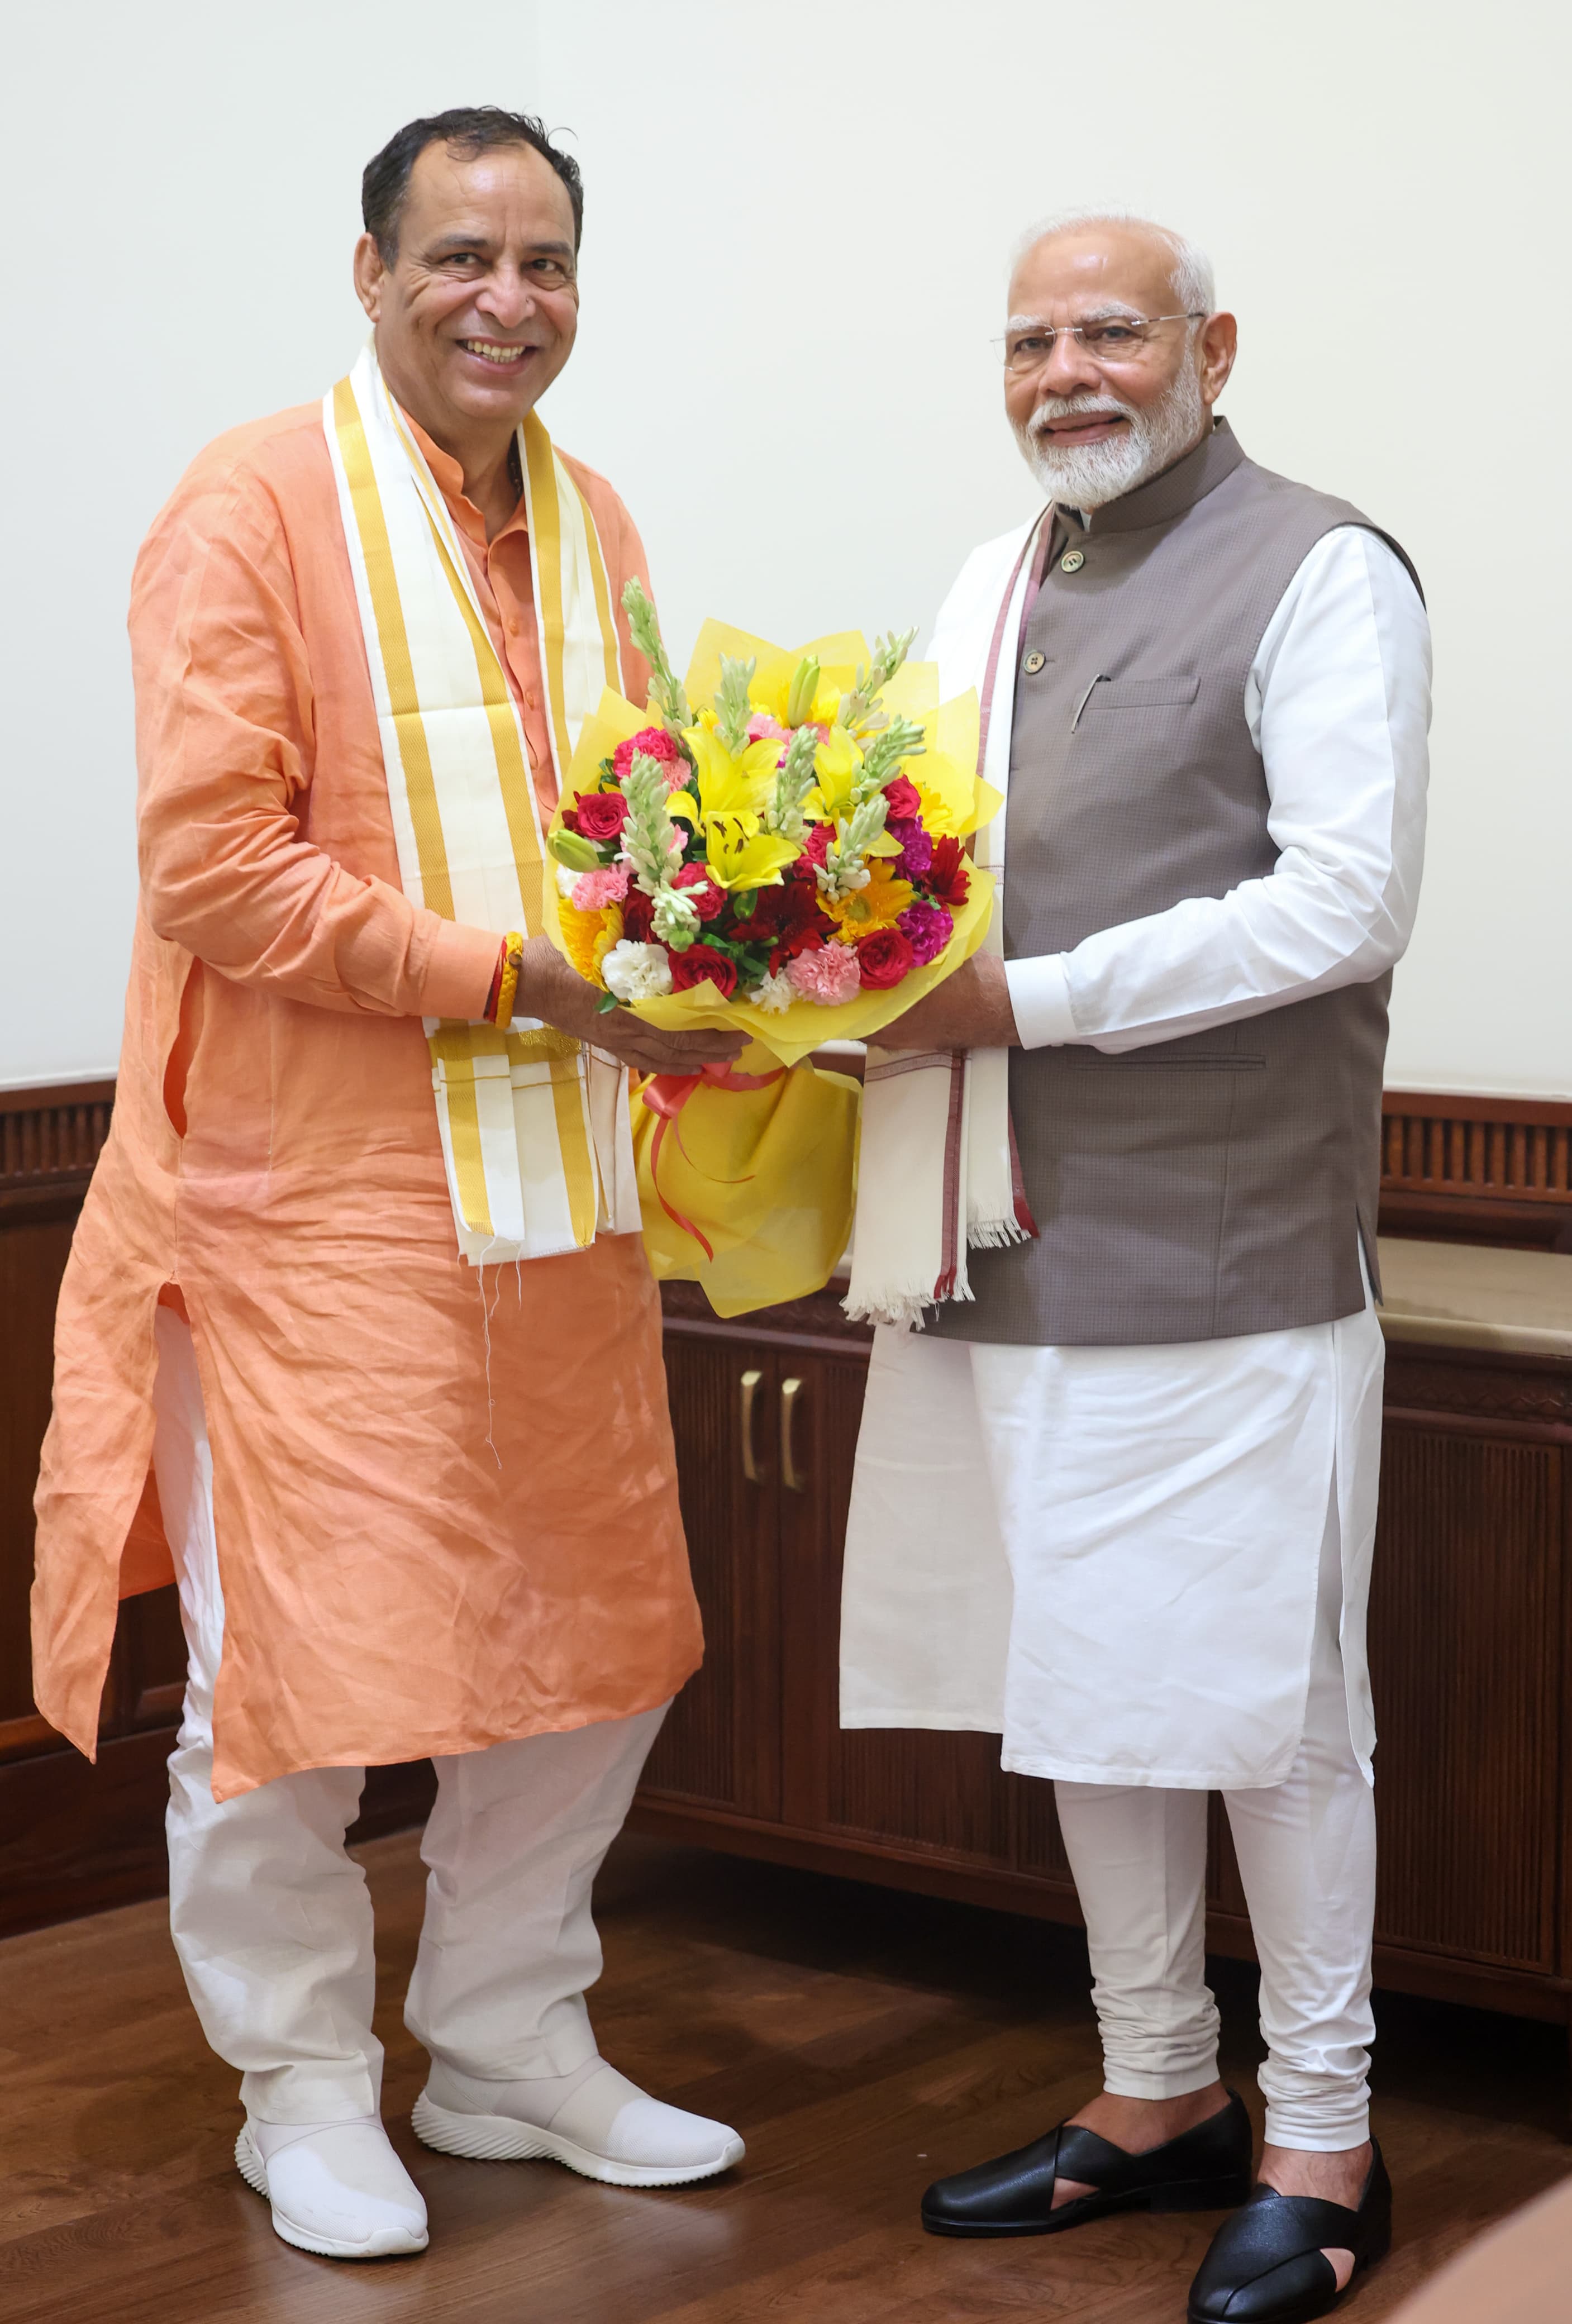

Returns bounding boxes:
[840,516,1431,1790]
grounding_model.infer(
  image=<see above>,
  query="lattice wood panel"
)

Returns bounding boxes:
[0,1086,114,1192]
[1381,1097,1572,1207]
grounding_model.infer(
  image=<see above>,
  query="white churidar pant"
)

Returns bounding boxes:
[1055,1489,1376,2147]
[153,1308,664,2126]
[838,1283,1384,2145]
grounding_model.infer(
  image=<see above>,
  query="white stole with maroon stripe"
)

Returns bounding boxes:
[845,513,1046,1328]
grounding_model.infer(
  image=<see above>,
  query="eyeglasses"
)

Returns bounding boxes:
[998,314,1207,375]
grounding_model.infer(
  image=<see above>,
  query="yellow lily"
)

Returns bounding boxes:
[808,726,864,818]
[704,813,801,892]
[683,725,779,820]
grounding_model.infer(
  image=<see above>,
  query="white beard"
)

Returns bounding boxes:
[1014,363,1206,511]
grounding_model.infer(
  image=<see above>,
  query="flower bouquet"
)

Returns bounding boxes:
[542,584,999,1312]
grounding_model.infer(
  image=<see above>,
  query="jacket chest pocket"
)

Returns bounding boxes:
[1069,672,1201,731]
[1102,674,1200,709]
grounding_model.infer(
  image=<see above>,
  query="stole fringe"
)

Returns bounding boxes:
[841,1279,976,1331]
[966,1216,1032,1251]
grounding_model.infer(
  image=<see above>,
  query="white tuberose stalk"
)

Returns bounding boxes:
[620,750,699,949]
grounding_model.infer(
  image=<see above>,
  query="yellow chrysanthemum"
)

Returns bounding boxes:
[560,901,623,987]
[821,860,915,941]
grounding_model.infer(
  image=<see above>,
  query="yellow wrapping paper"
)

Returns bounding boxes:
[631,1044,861,1315]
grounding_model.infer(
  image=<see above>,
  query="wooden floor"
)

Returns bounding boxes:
[1,1834,1569,2324]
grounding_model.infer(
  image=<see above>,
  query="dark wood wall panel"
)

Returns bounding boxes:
[1012,1774,1076,1884]
[1367,1428,1562,1970]
[830,1731,1015,1864]
[0,1217,77,1734]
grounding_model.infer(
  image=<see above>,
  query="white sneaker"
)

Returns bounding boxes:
[235,2115,429,2259]
[412,2058,745,2189]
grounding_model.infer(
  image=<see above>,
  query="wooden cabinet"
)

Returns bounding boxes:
[636,1285,1572,2034]
[0,1084,432,1939]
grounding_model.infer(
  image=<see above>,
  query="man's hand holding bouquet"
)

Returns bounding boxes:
[544,584,998,1312]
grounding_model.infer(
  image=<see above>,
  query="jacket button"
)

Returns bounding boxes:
[1060,549,1085,573]
[1022,650,1046,674]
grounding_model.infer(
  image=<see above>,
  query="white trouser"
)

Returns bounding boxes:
[1053,1484,1376,2150]
[153,1307,665,2126]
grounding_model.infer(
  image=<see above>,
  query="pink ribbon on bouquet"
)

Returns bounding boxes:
[640,1060,787,1259]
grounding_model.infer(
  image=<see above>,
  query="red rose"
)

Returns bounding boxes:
[621,887,655,941]
[668,942,738,998]
[882,774,922,820]
[855,926,916,989]
[570,790,628,842]
[673,863,726,921]
[928,834,971,908]
[792,822,831,875]
[613,725,683,778]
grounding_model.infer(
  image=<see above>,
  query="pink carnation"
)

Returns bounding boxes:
[570,865,630,909]
[747,712,789,744]
[613,725,686,788]
[898,899,954,965]
[787,943,863,1007]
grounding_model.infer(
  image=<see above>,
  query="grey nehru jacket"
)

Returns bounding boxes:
[929,419,1422,1350]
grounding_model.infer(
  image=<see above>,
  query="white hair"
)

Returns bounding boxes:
[1012,208,1216,316]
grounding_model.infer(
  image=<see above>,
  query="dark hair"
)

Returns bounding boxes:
[361,106,583,264]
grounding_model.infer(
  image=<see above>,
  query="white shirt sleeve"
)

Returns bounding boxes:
[1003,525,1432,1051]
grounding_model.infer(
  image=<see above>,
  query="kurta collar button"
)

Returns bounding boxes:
[1060,549,1085,573]
[1023,650,1047,675]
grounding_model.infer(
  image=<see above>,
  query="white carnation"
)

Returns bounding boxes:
[746,968,795,1015]
[556,861,580,898]
[601,940,674,1002]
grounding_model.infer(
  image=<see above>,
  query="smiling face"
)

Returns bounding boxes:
[1004,222,1236,508]
[352,139,580,466]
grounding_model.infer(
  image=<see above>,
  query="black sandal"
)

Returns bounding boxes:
[1187,2142,1392,2322]
[920,2090,1252,2238]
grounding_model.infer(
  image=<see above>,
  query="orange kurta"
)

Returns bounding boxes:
[31,397,702,1799]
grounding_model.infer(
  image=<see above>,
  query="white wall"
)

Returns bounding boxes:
[4,0,1567,1093]
[0,0,540,1084]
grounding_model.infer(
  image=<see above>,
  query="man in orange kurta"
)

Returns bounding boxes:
[31,107,746,2261]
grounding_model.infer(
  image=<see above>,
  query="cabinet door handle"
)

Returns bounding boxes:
[780,1376,806,1493]
[739,1368,764,1483]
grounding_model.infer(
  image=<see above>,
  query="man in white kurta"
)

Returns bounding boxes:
[841,213,1428,2323]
